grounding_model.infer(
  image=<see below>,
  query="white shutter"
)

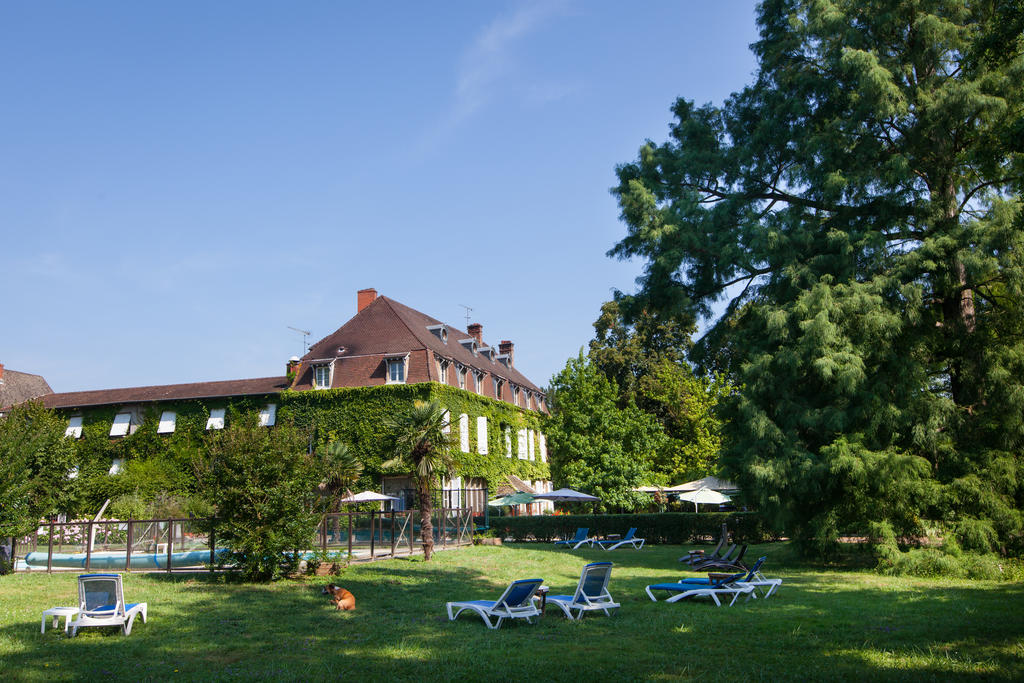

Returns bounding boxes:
[504,428,512,458]
[110,413,132,437]
[442,409,451,434]
[459,413,470,453]
[259,404,277,427]
[517,429,527,459]
[65,416,83,439]
[539,433,547,462]
[206,408,226,430]
[528,430,535,461]
[157,411,177,434]
[477,416,488,454]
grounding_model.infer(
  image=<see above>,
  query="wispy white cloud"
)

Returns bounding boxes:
[416,0,571,156]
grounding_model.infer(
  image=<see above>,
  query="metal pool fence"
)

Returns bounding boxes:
[14,506,475,574]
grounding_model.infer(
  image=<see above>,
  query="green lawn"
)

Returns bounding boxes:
[2,543,1022,681]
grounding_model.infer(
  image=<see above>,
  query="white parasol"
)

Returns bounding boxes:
[676,487,731,512]
[533,488,600,502]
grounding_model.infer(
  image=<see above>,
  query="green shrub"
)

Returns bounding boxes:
[489,512,774,544]
[876,546,1024,581]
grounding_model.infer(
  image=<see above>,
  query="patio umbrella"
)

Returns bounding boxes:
[340,491,401,504]
[488,492,536,506]
[668,476,738,492]
[533,488,600,502]
[676,487,731,513]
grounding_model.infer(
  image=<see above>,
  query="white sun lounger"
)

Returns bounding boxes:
[446,578,544,629]
[70,573,148,637]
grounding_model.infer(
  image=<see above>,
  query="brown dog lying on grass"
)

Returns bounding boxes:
[322,584,356,610]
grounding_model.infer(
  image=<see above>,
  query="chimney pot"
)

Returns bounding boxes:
[467,323,483,345]
[498,340,514,367]
[357,288,378,313]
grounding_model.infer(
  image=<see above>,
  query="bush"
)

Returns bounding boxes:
[488,512,775,544]
[193,414,321,582]
[875,546,1024,581]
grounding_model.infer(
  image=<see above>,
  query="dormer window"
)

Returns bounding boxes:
[497,354,511,368]
[457,365,467,390]
[459,338,478,356]
[426,324,448,344]
[479,347,494,362]
[313,364,332,389]
[386,355,408,384]
[436,356,450,384]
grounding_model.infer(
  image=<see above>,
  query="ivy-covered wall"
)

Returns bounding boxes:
[59,382,549,511]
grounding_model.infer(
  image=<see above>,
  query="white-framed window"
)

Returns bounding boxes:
[494,378,504,401]
[386,357,407,384]
[525,392,533,410]
[206,408,226,430]
[259,403,277,427]
[512,386,520,407]
[157,411,177,434]
[476,416,488,454]
[517,429,528,459]
[528,430,536,461]
[65,416,83,439]
[459,413,470,453]
[436,356,450,384]
[458,366,467,390]
[109,458,125,475]
[474,371,485,395]
[441,409,451,434]
[110,412,132,437]
[314,364,331,389]
[539,433,547,462]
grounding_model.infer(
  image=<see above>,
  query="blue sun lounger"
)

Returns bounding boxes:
[596,527,645,550]
[70,573,148,636]
[446,578,544,629]
[645,569,755,607]
[547,561,620,620]
[554,527,594,549]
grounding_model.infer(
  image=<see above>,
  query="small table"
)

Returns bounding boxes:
[535,585,549,614]
[41,607,79,635]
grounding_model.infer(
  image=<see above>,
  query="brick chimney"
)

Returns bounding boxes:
[498,340,514,367]
[467,323,483,345]
[357,288,377,313]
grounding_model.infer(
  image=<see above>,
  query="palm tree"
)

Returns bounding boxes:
[316,440,363,541]
[383,400,456,561]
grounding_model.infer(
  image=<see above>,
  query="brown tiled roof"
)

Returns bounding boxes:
[0,368,53,410]
[42,376,289,410]
[298,295,544,395]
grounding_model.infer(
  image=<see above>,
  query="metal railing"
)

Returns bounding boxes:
[14,507,475,573]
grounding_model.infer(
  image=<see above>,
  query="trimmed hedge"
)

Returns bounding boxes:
[489,512,776,545]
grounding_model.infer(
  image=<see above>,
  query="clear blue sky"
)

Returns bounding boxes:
[0,1,759,393]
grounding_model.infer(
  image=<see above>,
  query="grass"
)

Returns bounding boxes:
[1,542,1022,681]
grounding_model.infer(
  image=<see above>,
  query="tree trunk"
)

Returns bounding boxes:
[418,482,434,561]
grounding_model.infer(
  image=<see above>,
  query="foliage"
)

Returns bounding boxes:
[0,401,77,538]
[489,511,775,545]
[589,300,732,483]
[383,400,456,561]
[610,0,1024,554]
[545,353,667,511]
[316,440,363,513]
[58,383,548,519]
[193,413,321,581]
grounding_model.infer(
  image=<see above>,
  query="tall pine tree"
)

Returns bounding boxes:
[611,0,1024,553]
